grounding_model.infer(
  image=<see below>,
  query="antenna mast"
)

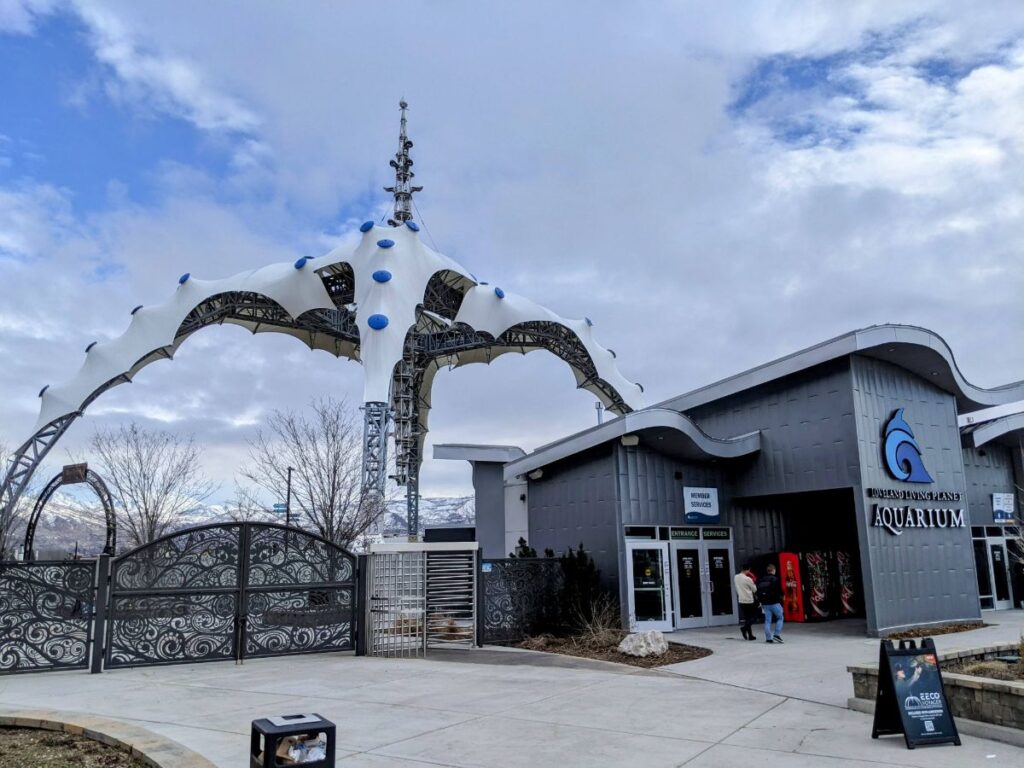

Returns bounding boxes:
[384,100,422,226]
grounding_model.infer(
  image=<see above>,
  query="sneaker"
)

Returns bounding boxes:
[773,635,784,644]
[765,639,773,643]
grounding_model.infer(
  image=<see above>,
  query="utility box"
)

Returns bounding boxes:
[250,713,336,767]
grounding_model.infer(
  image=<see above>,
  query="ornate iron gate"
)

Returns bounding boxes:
[0,560,96,674]
[105,523,356,668]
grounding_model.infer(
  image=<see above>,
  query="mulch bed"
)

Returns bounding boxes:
[519,632,712,668]
[884,622,989,639]
[942,658,1024,682]
[0,727,147,768]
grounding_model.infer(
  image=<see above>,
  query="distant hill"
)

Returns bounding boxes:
[19,492,475,559]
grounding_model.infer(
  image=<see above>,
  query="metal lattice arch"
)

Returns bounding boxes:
[0,220,644,538]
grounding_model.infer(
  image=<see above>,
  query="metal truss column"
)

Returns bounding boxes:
[361,401,390,502]
[406,470,420,542]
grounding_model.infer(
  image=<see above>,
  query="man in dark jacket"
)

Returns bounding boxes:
[756,563,785,643]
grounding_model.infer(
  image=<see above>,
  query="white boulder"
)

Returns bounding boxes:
[617,630,669,658]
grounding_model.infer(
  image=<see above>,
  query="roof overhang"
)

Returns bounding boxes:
[657,325,1024,415]
[434,444,526,464]
[504,408,760,481]
[962,413,1024,449]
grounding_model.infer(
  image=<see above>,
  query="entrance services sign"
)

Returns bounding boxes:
[683,487,719,524]
[993,492,1015,523]
[872,638,960,749]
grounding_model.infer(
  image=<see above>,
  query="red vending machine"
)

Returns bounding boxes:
[778,552,804,622]
[834,550,860,617]
[801,551,834,621]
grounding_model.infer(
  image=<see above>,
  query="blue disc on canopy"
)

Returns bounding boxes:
[372,270,392,283]
[377,239,395,249]
[406,221,420,231]
[360,221,374,232]
[178,273,190,285]
[294,256,309,269]
[367,314,389,330]
[494,287,505,299]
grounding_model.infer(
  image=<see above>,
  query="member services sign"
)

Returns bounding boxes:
[683,487,720,524]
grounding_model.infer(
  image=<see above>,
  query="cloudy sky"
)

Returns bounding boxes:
[1,0,1022,502]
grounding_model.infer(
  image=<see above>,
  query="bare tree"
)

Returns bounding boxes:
[89,423,216,549]
[240,397,387,548]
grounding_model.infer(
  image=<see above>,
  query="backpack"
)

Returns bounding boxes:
[756,575,775,605]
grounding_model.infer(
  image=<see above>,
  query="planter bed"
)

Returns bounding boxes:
[848,643,1024,733]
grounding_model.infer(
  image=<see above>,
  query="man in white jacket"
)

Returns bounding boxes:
[733,565,758,641]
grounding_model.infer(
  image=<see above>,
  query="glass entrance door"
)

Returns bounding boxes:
[990,542,1012,610]
[625,541,673,632]
[671,543,705,629]
[705,545,736,627]
[668,529,737,630]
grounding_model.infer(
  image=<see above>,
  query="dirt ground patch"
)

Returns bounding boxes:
[885,622,988,639]
[520,631,711,668]
[0,727,147,768]
[943,658,1024,682]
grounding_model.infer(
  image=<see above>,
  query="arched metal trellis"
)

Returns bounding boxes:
[0,105,643,542]
[23,463,116,560]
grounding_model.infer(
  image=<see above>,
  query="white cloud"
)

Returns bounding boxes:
[1,1,1023,504]
[0,0,56,34]
[68,0,260,133]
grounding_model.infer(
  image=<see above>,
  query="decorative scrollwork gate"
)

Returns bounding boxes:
[105,523,356,669]
[480,559,564,644]
[0,560,96,673]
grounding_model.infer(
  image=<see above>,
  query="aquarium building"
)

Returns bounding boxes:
[439,324,1024,637]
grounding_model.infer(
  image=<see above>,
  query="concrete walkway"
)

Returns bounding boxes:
[664,609,1024,707]
[1,619,1022,768]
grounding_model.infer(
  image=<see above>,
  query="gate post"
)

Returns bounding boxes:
[90,554,111,674]
[475,550,484,647]
[355,554,368,656]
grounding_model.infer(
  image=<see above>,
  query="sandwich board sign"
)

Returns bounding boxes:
[871,638,960,749]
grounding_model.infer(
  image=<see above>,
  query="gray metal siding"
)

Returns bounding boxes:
[685,359,860,496]
[850,355,980,634]
[616,445,728,526]
[962,445,1016,526]
[526,448,620,589]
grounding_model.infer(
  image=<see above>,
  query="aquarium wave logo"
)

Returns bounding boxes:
[883,409,933,484]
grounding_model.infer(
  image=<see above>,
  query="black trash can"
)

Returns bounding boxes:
[251,713,336,767]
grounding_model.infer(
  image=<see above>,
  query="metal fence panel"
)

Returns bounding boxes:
[367,551,426,658]
[481,559,564,644]
[0,560,96,674]
[425,551,476,648]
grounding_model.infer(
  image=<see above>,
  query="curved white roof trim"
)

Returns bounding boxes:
[659,324,1024,414]
[504,408,761,481]
[964,413,1024,449]
[34,224,642,432]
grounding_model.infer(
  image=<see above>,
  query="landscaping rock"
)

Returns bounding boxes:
[617,630,669,658]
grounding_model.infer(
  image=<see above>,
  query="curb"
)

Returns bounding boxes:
[0,709,217,768]
[846,697,1024,749]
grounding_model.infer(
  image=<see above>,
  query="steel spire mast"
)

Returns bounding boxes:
[384,100,423,226]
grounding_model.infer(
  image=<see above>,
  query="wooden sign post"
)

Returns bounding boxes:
[872,638,960,749]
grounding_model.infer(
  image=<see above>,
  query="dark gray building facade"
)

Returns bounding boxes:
[479,325,1024,637]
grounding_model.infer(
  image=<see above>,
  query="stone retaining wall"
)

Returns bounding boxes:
[848,643,1024,731]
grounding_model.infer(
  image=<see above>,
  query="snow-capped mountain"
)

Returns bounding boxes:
[18,493,475,558]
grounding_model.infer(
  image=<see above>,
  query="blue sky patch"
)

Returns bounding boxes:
[0,12,231,214]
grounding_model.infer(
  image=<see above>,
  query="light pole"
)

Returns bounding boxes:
[286,466,294,528]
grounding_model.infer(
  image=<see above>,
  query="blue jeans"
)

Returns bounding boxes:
[763,603,784,640]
